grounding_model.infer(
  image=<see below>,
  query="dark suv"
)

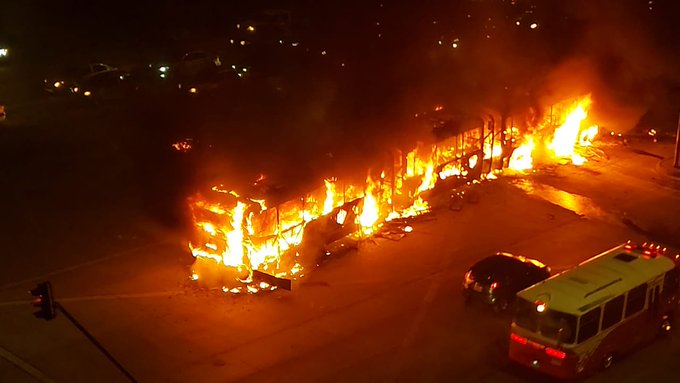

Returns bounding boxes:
[462,252,551,312]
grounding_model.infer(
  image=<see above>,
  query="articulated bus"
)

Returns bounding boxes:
[508,241,680,380]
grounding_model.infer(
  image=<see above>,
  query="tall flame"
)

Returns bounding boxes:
[358,176,380,234]
[550,96,592,164]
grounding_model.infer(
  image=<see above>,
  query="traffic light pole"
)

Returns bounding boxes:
[55,303,138,383]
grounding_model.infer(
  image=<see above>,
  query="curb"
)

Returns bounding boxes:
[656,159,680,190]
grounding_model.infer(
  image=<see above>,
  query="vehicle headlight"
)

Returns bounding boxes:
[54,81,62,88]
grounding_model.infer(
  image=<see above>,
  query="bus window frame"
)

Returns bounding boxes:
[577,306,602,343]
[601,295,625,331]
[624,283,647,318]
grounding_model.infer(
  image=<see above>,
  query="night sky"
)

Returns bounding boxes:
[2,0,679,160]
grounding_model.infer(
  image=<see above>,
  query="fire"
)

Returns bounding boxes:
[323,178,337,215]
[508,137,535,171]
[358,176,380,235]
[172,139,193,152]
[550,97,592,164]
[187,95,602,293]
[507,95,599,171]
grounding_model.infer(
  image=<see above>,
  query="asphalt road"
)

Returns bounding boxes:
[1,64,680,382]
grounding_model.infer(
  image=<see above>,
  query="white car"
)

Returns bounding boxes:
[44,63,118,94]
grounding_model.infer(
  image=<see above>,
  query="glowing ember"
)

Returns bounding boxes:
[172,140,193,152]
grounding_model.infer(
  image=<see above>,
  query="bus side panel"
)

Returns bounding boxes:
[583,310,661,375]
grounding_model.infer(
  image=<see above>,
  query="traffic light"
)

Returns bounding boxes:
[30,281,56,320]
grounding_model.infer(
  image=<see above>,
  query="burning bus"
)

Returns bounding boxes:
[185,95,601,294]
[187,109,491,293]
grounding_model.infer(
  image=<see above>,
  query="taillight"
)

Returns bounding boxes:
[490,282,498,290]
[545,347,566,359]
[510,333,528,345]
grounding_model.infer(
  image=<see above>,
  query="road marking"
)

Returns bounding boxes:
[0,240,171,291]
[0,345,57,383]
[390,276,441,377]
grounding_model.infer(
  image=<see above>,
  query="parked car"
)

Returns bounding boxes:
[43,63,118,95]
[75,68,132,100]
[462,252,551,312]
[174,51,222,82]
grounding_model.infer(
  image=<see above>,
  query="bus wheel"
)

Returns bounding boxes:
[602,354,614,369]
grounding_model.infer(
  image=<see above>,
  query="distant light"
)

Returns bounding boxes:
[236,24,240,29]
[291,42,299,47]
[279,39,283,44]
[404,226,413,233]
[83,90,92,97]
[246,25,255,32]
[516,21,521,26]
[229,39,234,44]
[191,273,199,281]
[159,73,166,79]
[0,48,7,57]
[341,62,345,67]
[53,81,61,88]
[437,40,442,45]
[321,50,327,55]
[536,302,546,313]
[73,87,79,93]
[189,87,197,94]
[231,64,236,69]
[530,23,538,29]
[242,67,247,72]
[119,75,124,80]
[159,66,169,73]
[240,40,246,46]
[452,43,458,48]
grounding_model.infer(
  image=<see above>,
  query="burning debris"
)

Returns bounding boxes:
[187,95,602,294]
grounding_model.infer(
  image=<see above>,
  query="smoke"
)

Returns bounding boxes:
[534,0,680,133]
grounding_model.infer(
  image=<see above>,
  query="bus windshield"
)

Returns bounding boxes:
[514,298,577,344]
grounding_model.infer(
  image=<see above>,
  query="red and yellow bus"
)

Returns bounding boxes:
[508,241,680,380]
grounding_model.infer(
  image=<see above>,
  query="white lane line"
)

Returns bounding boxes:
[0,345,57,383]
[0,240,170,291]
[390,276,441,377]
